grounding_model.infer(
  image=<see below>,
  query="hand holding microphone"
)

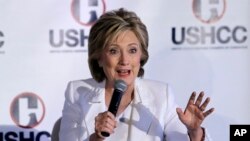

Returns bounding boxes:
[96,80,127,138]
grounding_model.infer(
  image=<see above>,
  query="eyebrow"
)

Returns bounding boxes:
[108,42,139,47]
[128,43,139,46]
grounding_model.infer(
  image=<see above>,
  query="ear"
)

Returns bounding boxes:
[98,60,103,67]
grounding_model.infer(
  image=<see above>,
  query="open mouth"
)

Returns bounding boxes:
[117,69,131,76]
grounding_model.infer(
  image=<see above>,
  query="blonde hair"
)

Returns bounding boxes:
[88,8,149,82]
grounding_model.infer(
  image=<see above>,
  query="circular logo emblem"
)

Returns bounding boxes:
[71,0,106,26]
[10,92,46,128]
[192,0,226,24]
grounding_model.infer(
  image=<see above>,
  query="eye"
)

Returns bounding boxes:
[109,48,119,55]
[129,47,137,54]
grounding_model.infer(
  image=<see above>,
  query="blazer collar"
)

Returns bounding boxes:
[87,78,151,106]
[134,78,152,106]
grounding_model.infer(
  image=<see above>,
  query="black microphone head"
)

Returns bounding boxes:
[114,80,127,92]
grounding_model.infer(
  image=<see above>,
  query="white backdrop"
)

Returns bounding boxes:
[0,0,249,141]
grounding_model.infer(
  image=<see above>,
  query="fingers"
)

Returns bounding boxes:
[184,92,196,112]
[199,97,210,111]
[94,111,117,138]
[188,92,196,105]
[176,108,184,118]
[187,91,215,116]
[189,91,209,110]
[195,92,204,107]
[203,108,215,117]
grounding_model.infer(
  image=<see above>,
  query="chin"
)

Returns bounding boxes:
[122,77,136,86]
[116,73,137,85]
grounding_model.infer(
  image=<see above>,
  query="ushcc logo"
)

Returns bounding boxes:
[193,0,226,24]
[10,92,46,128]
[71,0,106,26]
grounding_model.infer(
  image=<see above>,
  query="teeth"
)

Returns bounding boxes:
[118,70,129,73]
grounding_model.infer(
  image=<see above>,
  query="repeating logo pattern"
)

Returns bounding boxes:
[193,0,226,24]
[71,0,106,26]
[10,92,46,128]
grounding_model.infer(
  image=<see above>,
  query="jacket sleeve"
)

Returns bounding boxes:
[59,81,88,141]
[163,85,212,141]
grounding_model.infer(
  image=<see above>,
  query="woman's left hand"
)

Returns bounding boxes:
[176,91,214,131]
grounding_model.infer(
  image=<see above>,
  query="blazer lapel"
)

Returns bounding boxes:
[83,83,106,136]
[128,79,155,138]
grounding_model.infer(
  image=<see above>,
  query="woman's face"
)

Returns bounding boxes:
[99,30,142,88]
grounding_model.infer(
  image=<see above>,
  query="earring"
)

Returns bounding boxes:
[98,62,102,67]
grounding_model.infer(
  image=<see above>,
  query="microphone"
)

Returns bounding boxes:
[101,79,127,137]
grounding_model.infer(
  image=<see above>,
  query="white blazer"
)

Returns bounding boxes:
[59,78,211,141]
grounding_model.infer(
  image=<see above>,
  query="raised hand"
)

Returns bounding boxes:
[176,91,214,131]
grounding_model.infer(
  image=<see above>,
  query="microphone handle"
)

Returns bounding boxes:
[101,89,123,137]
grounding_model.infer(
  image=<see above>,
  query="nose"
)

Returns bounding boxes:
[119,51,129,66]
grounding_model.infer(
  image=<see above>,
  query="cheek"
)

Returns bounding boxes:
[101,58,117,73]
[133,56,142,70]
[100,55,115,67]
[136,59,141,66]
[106,59,117,68]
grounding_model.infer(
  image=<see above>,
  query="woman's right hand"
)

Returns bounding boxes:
[91,111,117,140]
